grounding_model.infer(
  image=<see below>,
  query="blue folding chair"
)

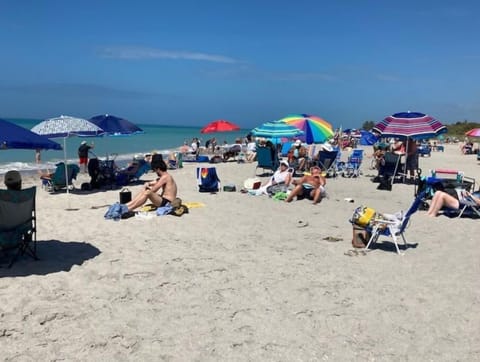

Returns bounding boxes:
[197,167,220,193]
[364,191,425,255]
[343,149,364,178]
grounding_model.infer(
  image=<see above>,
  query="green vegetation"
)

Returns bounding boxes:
[445,121,480,138]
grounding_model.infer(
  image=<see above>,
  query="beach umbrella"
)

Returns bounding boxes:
[88,114,143,136]
[373,111,447,184]
[200,119,240,133]
[373,112,447,140]
[0,118,62,151]
[465,128,480,137]
[31,115,104,206]
[279,114,334,144]
[251,120,304,144]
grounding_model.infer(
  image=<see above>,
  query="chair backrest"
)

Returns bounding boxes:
[399,190,426,232]
[349,149,364,160]
[134,160,151,178]
[280,142,293,157]
[0,186,36,233]
[317,150,339,171]
[52,163,80,186]
[197,167,220,192]
[256,146,279,171]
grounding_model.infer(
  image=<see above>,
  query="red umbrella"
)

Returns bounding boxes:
[200,119,240,133]
[465,128,480,137]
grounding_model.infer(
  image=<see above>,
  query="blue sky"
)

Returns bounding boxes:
[1,0,479,129]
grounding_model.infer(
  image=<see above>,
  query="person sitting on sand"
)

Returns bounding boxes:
[125,156,178,212]
[285,166,326,204]
[256,160,292,195]
[426,190,480,217]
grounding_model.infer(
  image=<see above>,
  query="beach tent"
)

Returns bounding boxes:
[359,130,378,145]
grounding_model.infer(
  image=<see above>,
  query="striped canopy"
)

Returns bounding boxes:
[373,112,447,139]
[251,120,304,143]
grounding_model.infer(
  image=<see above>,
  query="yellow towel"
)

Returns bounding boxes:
[184,202,205,208]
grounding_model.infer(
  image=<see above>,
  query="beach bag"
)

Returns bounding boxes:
[351,206,377,228]
[223,184,236,192]
[119,188,132,204]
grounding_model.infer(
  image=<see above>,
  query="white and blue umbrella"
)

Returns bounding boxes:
[251,120,304,144]
[31,115,104,203]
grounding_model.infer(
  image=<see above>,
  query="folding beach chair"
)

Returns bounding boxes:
[316,149,339,178]
[456,190,480,218]
[0,186,37,267]
[342,149,364,178]
[364,190,426,255]
[197,167,220,193]
[255,146,279,175]
[41,162,80,192]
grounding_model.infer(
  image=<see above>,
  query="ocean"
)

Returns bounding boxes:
[0,118,250,174]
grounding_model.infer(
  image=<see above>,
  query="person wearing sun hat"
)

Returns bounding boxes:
[255,159,293,195]
[287,139,307,172]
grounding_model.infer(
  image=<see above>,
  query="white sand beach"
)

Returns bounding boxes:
[1,144,480,360]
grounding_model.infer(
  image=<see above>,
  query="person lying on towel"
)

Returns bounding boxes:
[285,166,326,205]
[126,156,178,212]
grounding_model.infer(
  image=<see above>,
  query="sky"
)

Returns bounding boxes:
[1,0,480,130]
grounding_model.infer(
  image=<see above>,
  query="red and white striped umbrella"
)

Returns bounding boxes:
[373,112,446,139]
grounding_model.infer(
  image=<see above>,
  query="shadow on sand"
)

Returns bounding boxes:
[0,240,101,277]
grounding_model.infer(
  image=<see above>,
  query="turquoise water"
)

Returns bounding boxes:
[0,118,250,174]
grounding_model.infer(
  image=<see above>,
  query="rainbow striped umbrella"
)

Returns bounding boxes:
[373,112,447,140]
[279,114,334,144]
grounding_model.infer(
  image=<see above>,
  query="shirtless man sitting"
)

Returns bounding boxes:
[285,166,327,204]
[125,157,178,211]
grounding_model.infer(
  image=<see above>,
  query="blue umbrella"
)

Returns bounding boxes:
[88,114,144,136]
[251,120,304,144]
[0,118,62,150]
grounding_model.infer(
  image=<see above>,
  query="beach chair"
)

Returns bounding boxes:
[364,190,426,255]
[0,186,37,267]
[41,162,80,192]
[342,149,364,178]
[455,190,480,218]
[375,152,404,185]
[280,142,293,158]
[316,149,339,178]
[197,167,220,193]
[255,146,279,176]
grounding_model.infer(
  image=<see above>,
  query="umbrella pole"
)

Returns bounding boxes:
[63,137,78,211]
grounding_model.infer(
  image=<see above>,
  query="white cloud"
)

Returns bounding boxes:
[98,46,238,64]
